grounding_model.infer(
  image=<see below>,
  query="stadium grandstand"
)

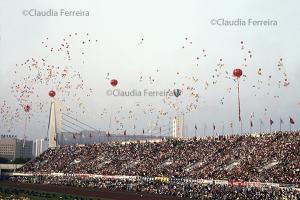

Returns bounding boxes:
[7,131,300,199]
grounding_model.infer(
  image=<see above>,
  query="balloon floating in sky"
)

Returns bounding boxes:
[173,89,182,97]
[49,90,56,98]
[23,105,31,112]
[110,79,118,87]
[233,68,243,78]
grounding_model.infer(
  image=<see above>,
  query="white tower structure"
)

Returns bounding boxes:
[172,115,184,138]
[47,100,62,148]
[34,138,47,157]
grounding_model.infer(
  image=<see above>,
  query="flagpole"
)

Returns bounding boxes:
[98,129,101,143]
[279,117,282,132]
[134,125,136,141]
[160,127,162,139]
[259,120,262,133]
[240,120,243,135]
[108,110,112,143]
[125,131,127,143]
[222,122,224,135]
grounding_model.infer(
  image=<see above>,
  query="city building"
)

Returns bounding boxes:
[33,138,48,157]
[172,115,184,138]
[0,135,33,160]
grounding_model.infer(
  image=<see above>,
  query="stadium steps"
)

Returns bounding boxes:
[184,161,203,172]
[224,161,240,170]
[258,160,279,172]
[158,158,173,168]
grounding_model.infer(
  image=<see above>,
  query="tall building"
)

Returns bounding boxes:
[172,115,184,138]
[0,136,33,160]
[34,138,47,157]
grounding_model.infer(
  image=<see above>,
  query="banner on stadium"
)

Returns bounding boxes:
[11,173,290,190]
[154,176,169,183]
[214,180,228,185]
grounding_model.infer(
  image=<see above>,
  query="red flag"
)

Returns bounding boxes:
[290,117,295,124]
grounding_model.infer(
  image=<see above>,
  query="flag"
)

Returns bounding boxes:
[290,117,295,124]
[213,123,216,130]
[270,118,274,125]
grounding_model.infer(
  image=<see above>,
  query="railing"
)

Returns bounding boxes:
[5,172,300,190]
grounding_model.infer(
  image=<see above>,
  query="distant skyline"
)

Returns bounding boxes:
[0,0,300,139]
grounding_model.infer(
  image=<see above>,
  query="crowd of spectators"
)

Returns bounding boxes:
[18,131,300,185]
[10,176,300,200]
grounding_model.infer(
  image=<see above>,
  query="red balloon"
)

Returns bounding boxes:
[110,79,118,87]
[24,105,31,112]
[49,90,56,97]
[233,68,243,78]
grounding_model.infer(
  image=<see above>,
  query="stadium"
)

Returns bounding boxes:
[1,0,300,199]
[0,129,299,199]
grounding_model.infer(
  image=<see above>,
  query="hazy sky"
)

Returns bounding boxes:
[0,0,300,139]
